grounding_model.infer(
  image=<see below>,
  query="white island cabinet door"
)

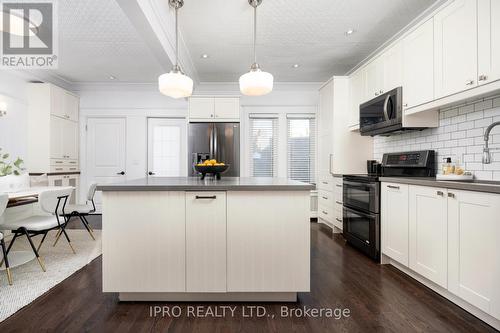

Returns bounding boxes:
[226,191,310,292]
[381,183,409,266]
[448,190,500,318]
[102,191,186,292]
[409,185,448,288]
[186,192,227,292]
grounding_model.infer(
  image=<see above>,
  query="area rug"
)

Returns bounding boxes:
[0,229,102,322]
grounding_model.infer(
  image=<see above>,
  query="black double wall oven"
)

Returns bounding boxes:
[343,175,380,260]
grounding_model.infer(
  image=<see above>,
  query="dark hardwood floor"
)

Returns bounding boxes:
[0,221,497,333]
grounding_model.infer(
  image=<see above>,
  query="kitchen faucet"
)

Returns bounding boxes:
[483,121,500,164]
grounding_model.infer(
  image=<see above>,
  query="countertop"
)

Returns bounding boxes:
[380,177,500,194]
[97,177,315,192]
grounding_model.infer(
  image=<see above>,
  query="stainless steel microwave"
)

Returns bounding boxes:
[359,87,426,136]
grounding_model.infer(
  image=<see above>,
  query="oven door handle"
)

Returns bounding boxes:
[343,181,376,192]
[343,205,377,219]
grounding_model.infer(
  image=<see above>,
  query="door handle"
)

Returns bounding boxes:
[195,195,217,200]
[336,218,342,222]
[329,154,333,175]
[117,171,125,175]
[335,201,342,205]
[148,171,155,176]
[383,94,391,121]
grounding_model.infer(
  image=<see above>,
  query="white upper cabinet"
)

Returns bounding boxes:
[478,0,500,85]
[402,18,435,109]
[348,70,364,127]
[448,190,500,319]
[434,0,478,98]
[383,43,403,92]
[51,85,79,122]
[364,56,384,100]
[381,183,409,266]
[409,185,448,288]
[189,97,240,121]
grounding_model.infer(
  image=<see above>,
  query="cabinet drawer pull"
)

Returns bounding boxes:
[335,201,342,205]
[336,218,342,222]
[69,161,77,164]
[322,196,329,200]
[478,75,488,82]
[55,168,63,171]
[387,185,400,189]
[465,80,474,86]
[322,181,328,185]
[437,191,444,196]
[195,195,217,200]
[69,168,77,171]
[336,184,342,188]
[448,192,455,198]
[55,161,63,164]
[322,210,328,215]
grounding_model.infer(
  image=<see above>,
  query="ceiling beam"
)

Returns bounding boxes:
[116,0,199,84]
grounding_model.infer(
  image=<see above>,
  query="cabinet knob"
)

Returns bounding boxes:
[465,80,474,86]
[117,171,125,175]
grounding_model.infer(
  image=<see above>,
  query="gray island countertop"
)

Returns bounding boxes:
[380,177,500,194]
[97,177,315,192]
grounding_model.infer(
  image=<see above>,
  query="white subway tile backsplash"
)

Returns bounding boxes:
[373,95,500,180]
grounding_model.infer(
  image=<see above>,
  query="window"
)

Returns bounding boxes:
[287,115,316,183]
[249,115,278,177]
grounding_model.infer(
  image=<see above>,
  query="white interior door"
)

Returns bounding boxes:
[147,118,187,177]
[86,117,126,207]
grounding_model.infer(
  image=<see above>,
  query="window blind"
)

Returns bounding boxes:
[249,115,279,177]
[287,115,316,184]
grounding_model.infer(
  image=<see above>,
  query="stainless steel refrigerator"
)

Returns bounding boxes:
[188,122,240,177]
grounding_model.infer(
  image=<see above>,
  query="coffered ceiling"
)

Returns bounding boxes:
[30,0,438,84]
[179,0,438,82]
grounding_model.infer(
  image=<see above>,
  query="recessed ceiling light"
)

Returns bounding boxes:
[109,75,117,80]
[201,54,209,59]
[292,64,300,68]
[345,29,355,36]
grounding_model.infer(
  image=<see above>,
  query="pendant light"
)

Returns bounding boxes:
[158,0,193,99]
[239,0,274,96]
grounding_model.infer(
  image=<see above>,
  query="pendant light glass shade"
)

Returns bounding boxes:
[158,0,193,99]
[159,67,193,99]
[240,0,273,96]
[239,67,273,96]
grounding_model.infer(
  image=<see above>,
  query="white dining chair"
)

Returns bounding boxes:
[0,188,74,273]
[55,182,98,245]
[0,193,12,285]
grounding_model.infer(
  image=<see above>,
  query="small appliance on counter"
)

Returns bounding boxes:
[342,150,435,261]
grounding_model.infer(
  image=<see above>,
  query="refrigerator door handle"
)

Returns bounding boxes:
[209,124,214,158]
[214,125,218,160]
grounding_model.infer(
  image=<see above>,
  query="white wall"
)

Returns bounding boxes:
[77,82,320,198]
[0,71,30,161]
[374,95,500,180]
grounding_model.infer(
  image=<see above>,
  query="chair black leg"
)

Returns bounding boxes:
[36,231,48,253]
[59,225,76,254]
[82,215,95,232]
[20,227,46,272]
[0,233,18,267]
[1,238,12,285]
[79,216,96,240]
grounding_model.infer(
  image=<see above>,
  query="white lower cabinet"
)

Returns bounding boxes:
[448,190,500,318]
[381,183,409,266]
[185,192,227,292]
[382,182,500,322]
[409,185,448,288]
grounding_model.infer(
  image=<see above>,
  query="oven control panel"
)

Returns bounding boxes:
[382,150,434,168]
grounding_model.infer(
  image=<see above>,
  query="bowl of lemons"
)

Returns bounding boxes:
[194,159,230,180]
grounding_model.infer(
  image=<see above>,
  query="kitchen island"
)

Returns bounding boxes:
[97,177,313,302]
